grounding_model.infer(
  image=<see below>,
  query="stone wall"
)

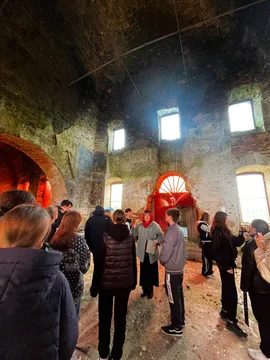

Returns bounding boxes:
[106,90,270,234]
[0,2,105,216]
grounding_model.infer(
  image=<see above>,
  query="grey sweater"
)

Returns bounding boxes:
[159,223,186,274]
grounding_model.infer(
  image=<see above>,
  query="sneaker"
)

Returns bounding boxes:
[147,290,153,299]
[226,319,247,338]
[141,291,147,298]
[248,349,270,360]
[161,325,183,337]
[219,309,228,321]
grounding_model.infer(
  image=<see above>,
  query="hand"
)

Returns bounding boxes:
[243,232,251,241]
[227,269,233,274]
[152,240,159,246]
[255,233,264,249]
[90,287,98,298]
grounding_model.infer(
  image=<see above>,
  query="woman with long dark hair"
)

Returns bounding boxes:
[133,210,163,299]
[51,210,90,317]
[241,219,270,360]
[212,211,247,338]
[197,212,213,277]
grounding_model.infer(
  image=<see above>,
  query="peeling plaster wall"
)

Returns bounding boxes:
[107,95,270,231]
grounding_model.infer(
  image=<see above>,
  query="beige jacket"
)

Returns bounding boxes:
[254,232,270,284]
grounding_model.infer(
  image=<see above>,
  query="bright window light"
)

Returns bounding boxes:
[229,101,255,132]
[111,183,123,209]
[113,129,125,150]
[236,174,269,223]
[161,114,180,140]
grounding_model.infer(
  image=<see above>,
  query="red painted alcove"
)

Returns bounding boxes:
[153,172,196,231]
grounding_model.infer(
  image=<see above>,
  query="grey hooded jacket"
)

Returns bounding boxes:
[159,223,186,274]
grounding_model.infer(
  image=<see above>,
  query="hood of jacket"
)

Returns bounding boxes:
[107,224,129,242]
[0,248,62,313]
[93,206,105,216]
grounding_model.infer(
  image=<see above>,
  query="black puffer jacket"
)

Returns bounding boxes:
[0,248,78,360]
[90,224,137,296]
[241,239,270,294]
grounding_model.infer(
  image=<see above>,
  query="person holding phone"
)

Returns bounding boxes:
[211,211,247,338]
[241,219,270,360]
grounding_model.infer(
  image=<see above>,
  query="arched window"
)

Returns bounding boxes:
[159,175,187,194]
[236,173,269,223]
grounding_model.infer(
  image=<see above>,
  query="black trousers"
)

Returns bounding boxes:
[165,273,185,329]
[218,268,237,321]
[201,242,213,276]
[249,291,270,358]
[140,254,159,293]
[98,289,130,360]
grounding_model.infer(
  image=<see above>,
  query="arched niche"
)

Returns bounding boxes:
[0,133,67,203]
[152,172,198,241]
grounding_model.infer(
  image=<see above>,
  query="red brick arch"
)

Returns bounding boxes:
[0,133,67,203]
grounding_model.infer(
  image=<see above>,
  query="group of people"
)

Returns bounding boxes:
[85,205,186,358]
[0,189,270,360]
[197,211,270,360]
[0,191,186,360]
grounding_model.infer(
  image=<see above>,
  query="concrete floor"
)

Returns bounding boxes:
[72,260,260,360]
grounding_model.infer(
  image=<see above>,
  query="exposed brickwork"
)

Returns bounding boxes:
[0,143,44,195]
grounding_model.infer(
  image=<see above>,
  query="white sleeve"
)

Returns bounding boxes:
[200,224,211,233]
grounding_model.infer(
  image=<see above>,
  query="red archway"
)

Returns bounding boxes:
[0,133,67,203]
[153,172,196,233]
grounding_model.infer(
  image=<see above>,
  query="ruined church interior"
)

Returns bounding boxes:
[1,0,270,359]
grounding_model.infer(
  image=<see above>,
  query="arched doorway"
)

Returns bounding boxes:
[0,133,67,204]
[153,172,197,241]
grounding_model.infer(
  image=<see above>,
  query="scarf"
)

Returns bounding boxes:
[142,211,154,228]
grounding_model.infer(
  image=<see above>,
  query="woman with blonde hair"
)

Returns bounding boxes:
[0,204,78,360]
[50,210,90,317]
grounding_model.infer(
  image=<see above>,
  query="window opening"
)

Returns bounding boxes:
[113,129,125,150]
[236,173,269,223]
[111,183,123,209]
[160,113,180,140]
[159,175,187,194]
[229,101,255,132]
